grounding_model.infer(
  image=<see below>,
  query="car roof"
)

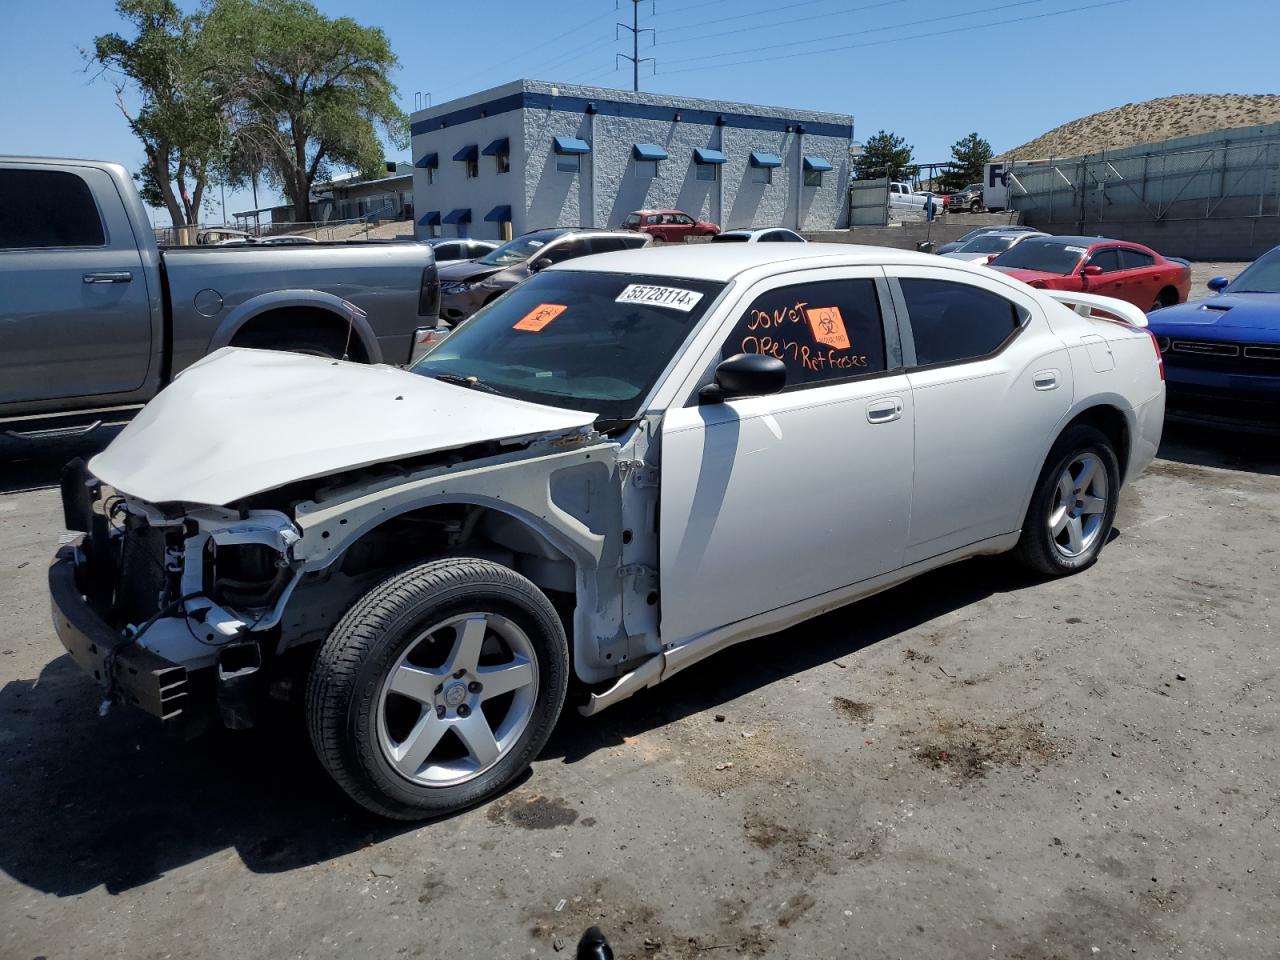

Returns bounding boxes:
[631,209,685,216]
[718,228,798,238]
[549,242,988,283]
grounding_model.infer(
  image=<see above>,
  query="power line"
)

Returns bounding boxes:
[660,0,848,35]
[659,0,1027,51]
[658,0,1137,77]
[665,0,1051,62]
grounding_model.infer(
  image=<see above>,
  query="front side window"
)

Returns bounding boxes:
[1086,248,1122,273]
[695,163,718,182]
[900,278,1023,367]
[635,159,658,179]
[804,169,823,187]
[751,166,772,185]
[411,271,724,421]
[557,154,581,174]
[722,278,887,389]
[674,215,694,226]
[0,169,105,249]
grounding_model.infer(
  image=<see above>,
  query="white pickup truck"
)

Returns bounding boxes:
[889,181,941,218]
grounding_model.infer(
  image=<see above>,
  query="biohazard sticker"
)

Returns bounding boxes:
[513,303,567,332]
[805,305,850,350]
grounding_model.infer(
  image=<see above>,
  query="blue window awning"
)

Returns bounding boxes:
[418,210,441,226]
[803,155,834,173]
[482,137,509,157]
[452,144,479,162]
[632,143,668,161]
[750,151,783,168]
[415,152,439,169]
[553,135,591,155]
[484,204,512,223]
[693,147,727,165]
[442,208,471,224]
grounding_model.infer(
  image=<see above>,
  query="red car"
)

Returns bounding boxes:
[988,235,1190,312]
[623,209,720,243]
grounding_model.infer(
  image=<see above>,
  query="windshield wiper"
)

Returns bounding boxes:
[432,373,508,397]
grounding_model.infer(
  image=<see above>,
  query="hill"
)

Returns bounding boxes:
[996,94,1280,160]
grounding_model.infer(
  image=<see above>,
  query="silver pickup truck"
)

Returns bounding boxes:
[0,156,440,443]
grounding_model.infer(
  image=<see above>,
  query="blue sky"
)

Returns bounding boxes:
[2,0,1276,224]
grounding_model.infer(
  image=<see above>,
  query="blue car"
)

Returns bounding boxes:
[1148,246,1280,431]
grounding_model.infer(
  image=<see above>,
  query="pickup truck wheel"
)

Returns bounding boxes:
[969,199,982,213]
[306,558,569,820]
[232,322,354,360]
[1013,425,1119,577]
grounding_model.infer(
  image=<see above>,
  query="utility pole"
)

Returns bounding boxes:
[616,0,655,92]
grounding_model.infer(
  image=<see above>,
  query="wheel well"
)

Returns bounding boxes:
[230,307,369,362]
[1064,405,1130,481]
[1156,286,1179,307]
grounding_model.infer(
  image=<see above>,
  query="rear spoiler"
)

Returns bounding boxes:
[1041,290,1148,328]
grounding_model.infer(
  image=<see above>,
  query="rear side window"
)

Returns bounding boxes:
[587,236,627,255]
[722,278,887,389]
[0,169,105,249]
[1120,248,1154,269]
[900,278,1023,367]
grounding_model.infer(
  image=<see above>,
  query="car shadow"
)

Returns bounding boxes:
[0,430,124,495]
[0,553,1041,898]
[1156,422,1280,476]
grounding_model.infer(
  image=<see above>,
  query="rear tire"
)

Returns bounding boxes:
[1151,286,1180,311]
[1013,425,1120,577]
[970,199,982,213]
[306,558,570,820]
[233,327,351,360]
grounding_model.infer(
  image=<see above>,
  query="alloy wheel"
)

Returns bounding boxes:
[1048,453,1109,559]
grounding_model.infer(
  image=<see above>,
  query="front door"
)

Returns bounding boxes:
[1081,246,1126,301]
[0,163,153,405]
[658,268,914,646]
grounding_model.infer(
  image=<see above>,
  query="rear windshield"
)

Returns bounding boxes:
[990,239,1087,275]
[957,234,1018,254]
[710,233,750,243]
[411,270,725,422]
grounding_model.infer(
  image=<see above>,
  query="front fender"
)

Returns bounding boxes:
[208,289,382,363]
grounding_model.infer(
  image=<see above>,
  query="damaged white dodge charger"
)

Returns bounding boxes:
[50,244,1165,819]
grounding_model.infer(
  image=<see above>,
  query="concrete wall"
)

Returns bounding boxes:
[1025,212,1280,260]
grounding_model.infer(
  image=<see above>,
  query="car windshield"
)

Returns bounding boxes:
[956,227,992,243]
[710,233,750,243]
[476,232,561,266]
[990,239,1087,275]
[957,234,1019,253]
[410,270,725,421]
[1226,248,1280,293]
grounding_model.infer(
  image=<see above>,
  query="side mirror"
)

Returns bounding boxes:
[1082,264,1103,277]
[1207,276,1230,292]
[530,257,553,273]
[699,354,786,403]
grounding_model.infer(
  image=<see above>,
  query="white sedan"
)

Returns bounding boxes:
[53,244,1165,818]
[941,229,1046,263]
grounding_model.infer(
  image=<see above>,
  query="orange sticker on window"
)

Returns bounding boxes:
[805,305,850,350]
[513,303,567,332]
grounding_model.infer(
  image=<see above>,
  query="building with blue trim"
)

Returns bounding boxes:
[410,79,853,241]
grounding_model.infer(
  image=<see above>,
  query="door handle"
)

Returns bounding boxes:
[1033,369,1059,391]
[866,397,903,424]
[83,271,133,284]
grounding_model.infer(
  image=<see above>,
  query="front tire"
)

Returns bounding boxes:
[1013,425,1120,577]
[306,558,570,820]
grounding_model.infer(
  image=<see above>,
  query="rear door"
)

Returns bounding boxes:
[0,163,152,405]
[658,268,914,644]
[1118,247,1160,308]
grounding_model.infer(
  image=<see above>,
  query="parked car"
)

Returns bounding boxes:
[934,224,1040,255]
[710,228,806,244]
[889,181,940,218]
[437,229,650,323]
[941,229,1047,263]
[423,237,500,263]
[988,236,1190,312]
[622,209,720,243]
[50,243,1164,819]
[944,183,986,213]
[1147,245,1280,431]
[0,156,441,445]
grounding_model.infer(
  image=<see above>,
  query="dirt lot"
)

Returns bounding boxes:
[2,417,1278,957]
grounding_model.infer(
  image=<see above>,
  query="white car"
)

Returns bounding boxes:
[51,244,1165,819]
[710,228,806,244]
[941,230,1047,263]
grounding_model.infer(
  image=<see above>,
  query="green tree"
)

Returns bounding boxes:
[938,132,994,192]
[853,130,917,182]
[89,0,228,227]
[209,0,407,222]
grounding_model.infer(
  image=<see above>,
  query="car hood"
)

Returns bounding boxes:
[89,348,597,506]
[437,260,506,283]
[1148,293,1280,335]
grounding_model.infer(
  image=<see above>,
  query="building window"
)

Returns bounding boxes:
[804,168,823,188]
[425,167,434,185]
[465,158,479,179]
[557,154,581,174]
[496,152,510,174]
[635,158,658,179]
[695,163,718,183]
[751,166,772,185]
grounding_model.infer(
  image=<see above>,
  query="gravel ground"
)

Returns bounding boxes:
[2,384,1277,959]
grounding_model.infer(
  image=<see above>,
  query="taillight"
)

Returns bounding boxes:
[1145,329,1165,381]
[418,265,440,317]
